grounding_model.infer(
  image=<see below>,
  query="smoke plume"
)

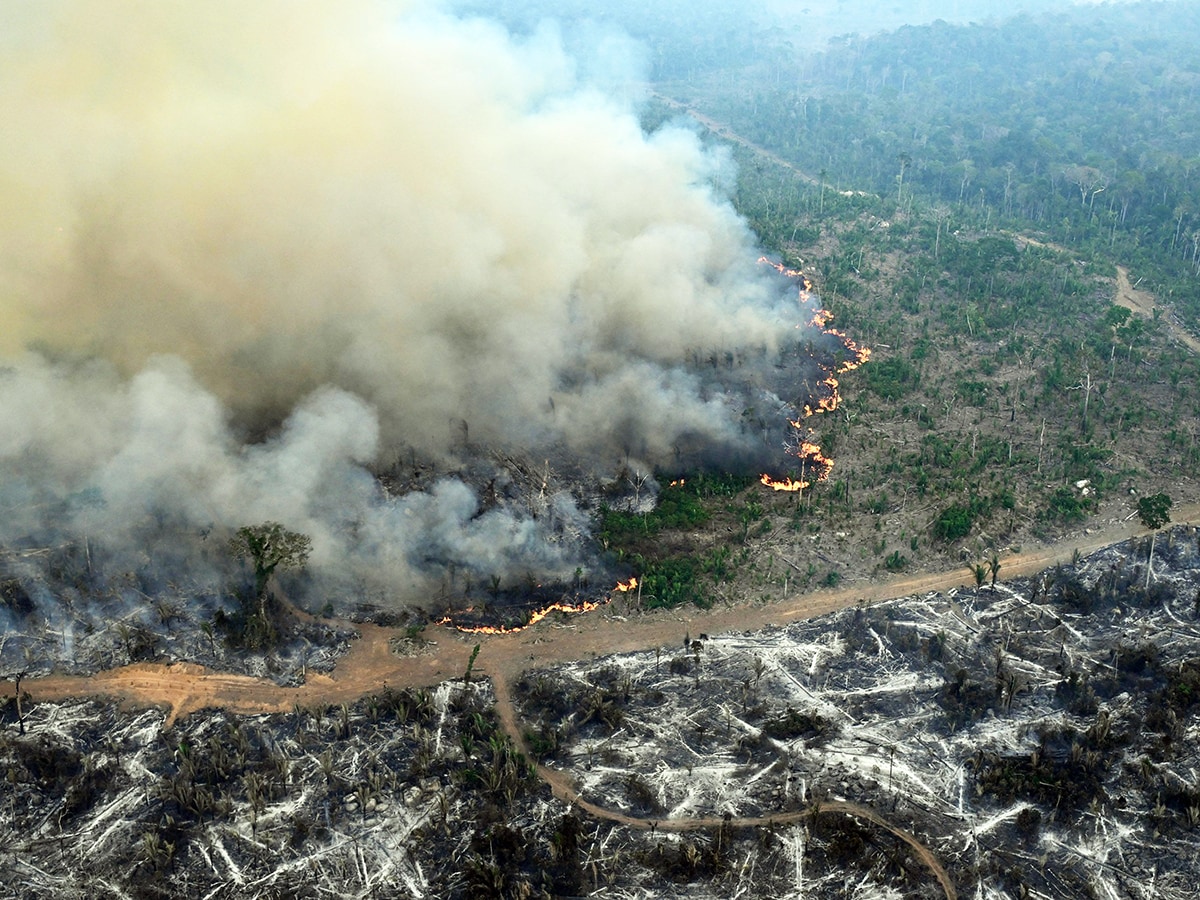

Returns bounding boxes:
[0,1,802,622]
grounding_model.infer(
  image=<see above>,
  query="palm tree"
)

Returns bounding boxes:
[971,563,987,590]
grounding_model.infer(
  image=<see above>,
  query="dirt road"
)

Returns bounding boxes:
[493,671,959,898]
[12,503,1196,722]
[1115,264,1200,354]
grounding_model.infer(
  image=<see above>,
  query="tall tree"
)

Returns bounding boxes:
[1136,492,1172,588]
[230,522,313,601]
[896,152,912,204]
[228,522,312,646]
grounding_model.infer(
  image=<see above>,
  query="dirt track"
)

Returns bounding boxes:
[492,671,959,899]
[1115,265,1200,354]
[15,504,1194,723]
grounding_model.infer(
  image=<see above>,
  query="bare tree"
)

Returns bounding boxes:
[1064,164,1107,209]
[13,671,25,735]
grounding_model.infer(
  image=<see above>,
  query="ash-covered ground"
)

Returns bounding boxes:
[515,527,1200,898]
[0,681,563,898]
[3,528,1199,898]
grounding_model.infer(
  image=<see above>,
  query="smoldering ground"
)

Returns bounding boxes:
[0,1,820,645]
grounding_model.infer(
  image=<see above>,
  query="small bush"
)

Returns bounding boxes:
[933,504,975,542]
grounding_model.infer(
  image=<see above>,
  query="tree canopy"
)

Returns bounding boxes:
[229,522,313,598]
[1136,493,1173,531]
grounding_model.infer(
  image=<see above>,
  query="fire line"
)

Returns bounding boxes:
[439,262,868,632]
[435,580,639,635]
[758,258,871,493]
[434,596,608,635]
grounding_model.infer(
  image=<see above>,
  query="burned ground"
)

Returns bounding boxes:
[2,528,1199,897]
[512,527,1200,898]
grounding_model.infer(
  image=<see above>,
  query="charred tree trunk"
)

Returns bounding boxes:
[15,672,25,735]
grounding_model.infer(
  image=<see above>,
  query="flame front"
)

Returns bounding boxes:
[437,261,866,629]
[760,259,870,493]
[760,473,805,492]
[435,596,606,635]
[435,577,640,634]
[759,257,810,285]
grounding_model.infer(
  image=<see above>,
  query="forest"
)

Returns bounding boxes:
[463,0,1200,319]
[691,1,1200,323]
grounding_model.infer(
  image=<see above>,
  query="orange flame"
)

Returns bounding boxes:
[759,259,870,492]
[761,474,806,492]
[808,307,833,329]
[435,577,641,634]
[435,596,607,635]
[758,256,811,286]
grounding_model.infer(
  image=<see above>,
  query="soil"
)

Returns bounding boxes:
[1115,264,1200,354]
[5,96,1196,900]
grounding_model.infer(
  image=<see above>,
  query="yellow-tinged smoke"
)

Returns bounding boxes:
[0,0,788,461]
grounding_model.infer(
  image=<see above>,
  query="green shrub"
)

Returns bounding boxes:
[1041,486,1093,523]
[635,557,709,609]
[933,503,975,542]
[866,357,919,400]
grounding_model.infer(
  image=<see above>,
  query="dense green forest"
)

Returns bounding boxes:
[668,1,1200,322]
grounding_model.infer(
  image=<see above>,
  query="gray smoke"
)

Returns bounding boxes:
[0,1,803,617]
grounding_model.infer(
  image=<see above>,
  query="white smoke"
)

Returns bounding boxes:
[0,1,801,613]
